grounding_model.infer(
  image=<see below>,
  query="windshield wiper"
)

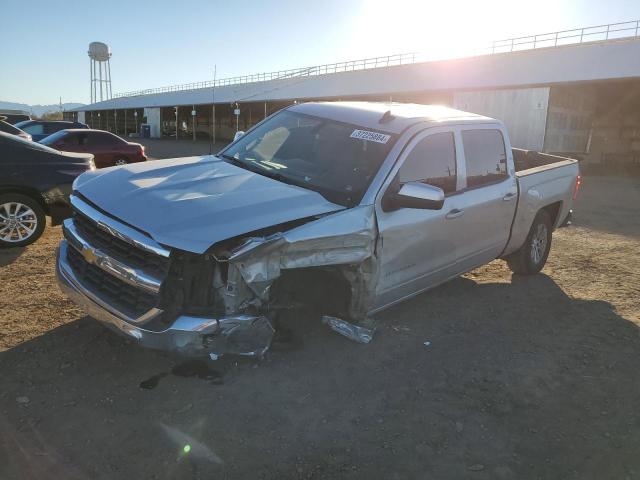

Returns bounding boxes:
[220,153,344,204]
[219,153,247,169]
[221,153,299,186]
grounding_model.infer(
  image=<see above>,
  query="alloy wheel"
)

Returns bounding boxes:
[0,202,38,243]
[530,223,548,264]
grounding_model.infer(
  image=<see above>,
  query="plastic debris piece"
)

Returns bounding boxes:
[322,315,374,344]
[204,315,274,359]
[423,341,432,347]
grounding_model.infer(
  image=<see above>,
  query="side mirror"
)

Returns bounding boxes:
[389,182,445,210]
[233,131,245,142]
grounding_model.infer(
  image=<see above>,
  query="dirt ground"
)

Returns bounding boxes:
[0,174,639,480]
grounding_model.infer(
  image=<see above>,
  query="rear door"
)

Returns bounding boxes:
[448,126,518,272]
[84,131,116,167]
[374,128,462,310]
[43,122,68,139]
[56,132,84,153]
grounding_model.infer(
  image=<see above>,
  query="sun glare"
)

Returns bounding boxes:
[349,0,517,60]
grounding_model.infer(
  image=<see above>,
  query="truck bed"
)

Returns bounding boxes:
[502,149,580,258]
[512,148,576,173]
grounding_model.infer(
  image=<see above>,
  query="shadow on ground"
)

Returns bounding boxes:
[0,247,24,267]
[1,274,639,479]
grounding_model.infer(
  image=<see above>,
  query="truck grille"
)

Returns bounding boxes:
[64,196,171,322]
[67,246,157,319]
[73,210,169,278]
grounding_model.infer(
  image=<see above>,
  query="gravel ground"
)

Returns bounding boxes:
[0,174,639,480]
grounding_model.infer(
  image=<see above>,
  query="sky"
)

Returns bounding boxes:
[1,0,638,105]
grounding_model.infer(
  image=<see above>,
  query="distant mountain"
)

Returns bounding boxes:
[0,101,85,117]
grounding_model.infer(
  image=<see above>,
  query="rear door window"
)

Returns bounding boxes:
[398,132,457,194]
[86,132,121,146]
[44,123,67,134]
[461,129,508,188]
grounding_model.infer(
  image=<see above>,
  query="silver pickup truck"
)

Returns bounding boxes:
[56,102,580,357]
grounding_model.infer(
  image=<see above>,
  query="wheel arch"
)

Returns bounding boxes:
[269,266,354,319]
[0,186,49,215]
[540,201,563,229]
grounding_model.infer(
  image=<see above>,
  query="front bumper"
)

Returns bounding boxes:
[56,240,273,357]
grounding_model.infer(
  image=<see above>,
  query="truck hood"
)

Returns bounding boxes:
[74,155,345,254]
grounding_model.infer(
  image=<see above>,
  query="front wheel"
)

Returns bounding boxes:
[114,157,129,166]
[0,194,46,248]
[506,210,552,275]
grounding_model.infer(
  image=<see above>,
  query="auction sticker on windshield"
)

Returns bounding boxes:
[350,129,391,144]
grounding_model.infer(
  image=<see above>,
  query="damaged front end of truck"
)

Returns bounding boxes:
[159,206,379,358]
[56,198,379,360]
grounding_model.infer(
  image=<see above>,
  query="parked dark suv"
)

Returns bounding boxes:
[0,131,95,247]
[13,120,89,142]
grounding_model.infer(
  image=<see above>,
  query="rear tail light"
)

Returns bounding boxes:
[573,174,582,200]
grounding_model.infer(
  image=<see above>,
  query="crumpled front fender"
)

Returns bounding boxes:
[227,206,378,305]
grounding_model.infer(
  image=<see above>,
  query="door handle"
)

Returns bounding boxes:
[503,192,517,201]
[445,208,464,220]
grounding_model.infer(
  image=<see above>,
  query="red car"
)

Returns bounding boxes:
[40,129,147,168]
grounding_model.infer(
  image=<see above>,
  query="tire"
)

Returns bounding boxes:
[114,157,129,166]
[506,209,553,275]
[0,193,46,248]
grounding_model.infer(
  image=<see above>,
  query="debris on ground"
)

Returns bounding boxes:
[322,315,374,344]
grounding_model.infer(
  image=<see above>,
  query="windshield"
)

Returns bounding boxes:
[220,110,397,207]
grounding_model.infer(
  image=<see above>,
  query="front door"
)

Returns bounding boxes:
[374,128,462,311]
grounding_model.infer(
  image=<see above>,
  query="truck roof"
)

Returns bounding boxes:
[288,101,496,134]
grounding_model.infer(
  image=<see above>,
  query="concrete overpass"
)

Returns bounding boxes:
[69,20,640,167]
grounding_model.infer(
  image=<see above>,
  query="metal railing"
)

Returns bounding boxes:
[491,19,640,53]
[113,19,640,100]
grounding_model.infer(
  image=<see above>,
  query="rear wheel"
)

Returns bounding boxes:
[0,194,46,248]
[506,210,553,275]
[114,157,129,166]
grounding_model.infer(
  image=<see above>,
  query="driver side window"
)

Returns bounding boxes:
[398,132,457,194]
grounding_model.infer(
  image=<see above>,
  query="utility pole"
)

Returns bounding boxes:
[210,65,217,154]
[192,105,196,142]
[175,106,178,141]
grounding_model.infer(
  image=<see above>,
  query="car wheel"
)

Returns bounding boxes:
[114,157,129,166]
[0,193,46,248]
[506,209,553,275]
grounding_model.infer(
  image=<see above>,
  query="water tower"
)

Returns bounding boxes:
[88,42,112,103]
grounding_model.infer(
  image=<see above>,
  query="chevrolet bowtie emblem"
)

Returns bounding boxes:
[81,246,100,265]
